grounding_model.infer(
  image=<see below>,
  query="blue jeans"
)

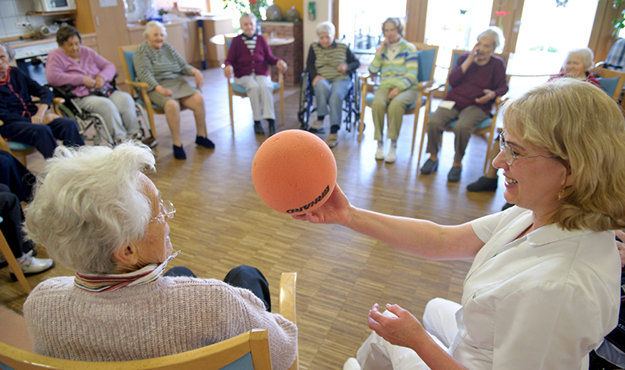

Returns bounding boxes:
[314,77,352,132]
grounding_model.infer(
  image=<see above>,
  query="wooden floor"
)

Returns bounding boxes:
[0,68,510,369]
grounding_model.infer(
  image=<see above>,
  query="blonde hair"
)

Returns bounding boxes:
[503,78,625,231]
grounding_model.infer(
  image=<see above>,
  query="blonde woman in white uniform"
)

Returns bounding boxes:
[293,79,625,370]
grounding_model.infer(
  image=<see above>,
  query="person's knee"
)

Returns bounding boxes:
[164,100,180,112]
[372,97,386,111]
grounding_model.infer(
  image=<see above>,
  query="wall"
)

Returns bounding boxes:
[273,0,303,21]
[302,0,331,60]
[0,0,47,39]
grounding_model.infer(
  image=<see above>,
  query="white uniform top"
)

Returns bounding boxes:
[450,207,621,369]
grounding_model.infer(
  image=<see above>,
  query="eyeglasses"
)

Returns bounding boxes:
[499,134,557,166]
[150,199,176,222]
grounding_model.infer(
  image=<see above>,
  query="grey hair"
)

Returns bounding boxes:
[240,13,257,25]
[477,27,505,53]
[24,142,156,274]
[143,20,167,39]
[382,17,405,37]
[565,48,594,70]
[0,41,16,62]
[316,21,335,36]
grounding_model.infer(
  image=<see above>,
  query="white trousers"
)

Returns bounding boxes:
[356,298,461,370]
[234,74,275,121]
[75,91,140,141]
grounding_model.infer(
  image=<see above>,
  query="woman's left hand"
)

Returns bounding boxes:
[94,75,106,89]
[277,60,288,73]
[388,87,400,100]
[192,69,204,88]
[367,303,425,348]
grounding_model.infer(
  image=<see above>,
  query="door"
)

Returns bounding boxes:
[88,0,131,73]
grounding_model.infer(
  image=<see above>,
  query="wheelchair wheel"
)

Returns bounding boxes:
[298,71,311,130]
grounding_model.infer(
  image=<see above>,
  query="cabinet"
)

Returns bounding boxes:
[74,0,130,75]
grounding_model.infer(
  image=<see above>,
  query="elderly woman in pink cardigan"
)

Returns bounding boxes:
[46,26,147,144]
[223,13,287,137]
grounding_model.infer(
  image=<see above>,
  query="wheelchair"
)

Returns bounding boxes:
[51,78,157,148]
[297,69,361,132]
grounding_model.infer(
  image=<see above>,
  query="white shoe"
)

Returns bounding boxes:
[9,255,55,280]
[385,145,397,163]
[375,143,385,161]
[343,357,361,370]
[325,133,339,148]
[309,119,325,133]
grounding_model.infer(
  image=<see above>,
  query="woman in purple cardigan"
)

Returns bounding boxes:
[223,13,287,137]
[46,26,150,146]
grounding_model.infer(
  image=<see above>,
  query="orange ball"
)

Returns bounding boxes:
[252,130,337,215]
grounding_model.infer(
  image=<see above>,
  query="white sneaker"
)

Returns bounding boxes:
[309,119,325,133]
[385,145,397,163]
[325,133,339,148]
[9,255,54,279]
[375,142,385,160]
[343,357,361,370]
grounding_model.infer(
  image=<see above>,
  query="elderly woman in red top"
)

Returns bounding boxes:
[223,13,287,137]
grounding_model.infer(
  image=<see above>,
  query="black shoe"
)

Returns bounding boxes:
[254,122,265,135]
[267,120,276,137]
[173,144,187,160]
[502,202,514,211]
[195,136,215,149]
[448,166,462,182]
[420,159,438,174]
[467,176,498,192]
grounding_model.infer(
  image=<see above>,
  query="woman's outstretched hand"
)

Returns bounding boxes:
[291,183,351,226]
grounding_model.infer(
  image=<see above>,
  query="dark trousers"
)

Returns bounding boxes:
[0,184,33,259]
[0,151,34,202]
[164,265,272,311]
[0,118,85,159]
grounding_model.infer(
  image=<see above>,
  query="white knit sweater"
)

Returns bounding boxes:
[24,276,297,370]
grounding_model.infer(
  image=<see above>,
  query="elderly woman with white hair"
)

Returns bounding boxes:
[296,79,625,370]
[223,13,288,138]
[547,48,600,87]
[134,21,215,160]
[421,27,508,183]
[306,21,360,148]
[370,17,419,163]
[22,142,297,368]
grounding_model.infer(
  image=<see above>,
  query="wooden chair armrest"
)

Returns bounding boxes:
[418,80,434,90]
[52,97,65,105]
[278,69,284,86]
[279,272,296,324]
[424,83,445,94]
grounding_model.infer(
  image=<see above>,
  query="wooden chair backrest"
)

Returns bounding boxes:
[118,44,142,84]
[594,67,625,102]
[0,329,272,370]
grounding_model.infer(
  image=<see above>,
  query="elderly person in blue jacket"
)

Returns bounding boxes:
[306,21,360,148]
[0,42,84,159]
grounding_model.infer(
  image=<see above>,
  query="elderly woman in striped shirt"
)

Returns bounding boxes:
[370,17,419,163]
[306,21,360,148]
[134,21,215,160]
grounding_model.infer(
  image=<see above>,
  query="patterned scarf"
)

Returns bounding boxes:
[74,250,180,293]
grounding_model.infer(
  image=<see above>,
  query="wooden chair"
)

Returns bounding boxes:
[417,49,510,174]
[0,272,298,370]
[358,42,439,154]
[223,35,285,128]
[593,68,625,103]
[0,218,30,294]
